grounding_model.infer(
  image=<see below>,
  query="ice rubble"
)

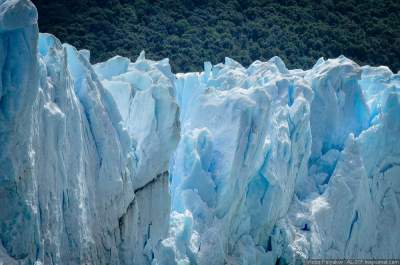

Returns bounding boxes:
[0,0,399,264]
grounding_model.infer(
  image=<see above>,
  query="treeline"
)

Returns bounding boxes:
[33,0,400,73]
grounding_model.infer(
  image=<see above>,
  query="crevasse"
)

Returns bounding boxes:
[0,1,399,265]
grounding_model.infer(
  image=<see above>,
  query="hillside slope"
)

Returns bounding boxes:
[33,0,400,72]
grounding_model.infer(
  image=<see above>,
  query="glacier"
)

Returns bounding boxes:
[0,0,399,264]
[154,56,400,265]
[0,1,179,264]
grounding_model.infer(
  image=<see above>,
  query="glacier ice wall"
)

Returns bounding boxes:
[0,1,179,264]
[154,56,400,265]
[1,1,400,265]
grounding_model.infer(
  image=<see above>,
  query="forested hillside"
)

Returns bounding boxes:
[33,0,400,72]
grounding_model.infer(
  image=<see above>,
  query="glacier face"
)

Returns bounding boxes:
[155,56,400,265]
[0,1,179,264]
[1,1,400,264]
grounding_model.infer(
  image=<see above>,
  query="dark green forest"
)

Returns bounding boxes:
[33,0,400,73]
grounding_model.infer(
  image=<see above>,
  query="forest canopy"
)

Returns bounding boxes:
[33,0,400,73]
